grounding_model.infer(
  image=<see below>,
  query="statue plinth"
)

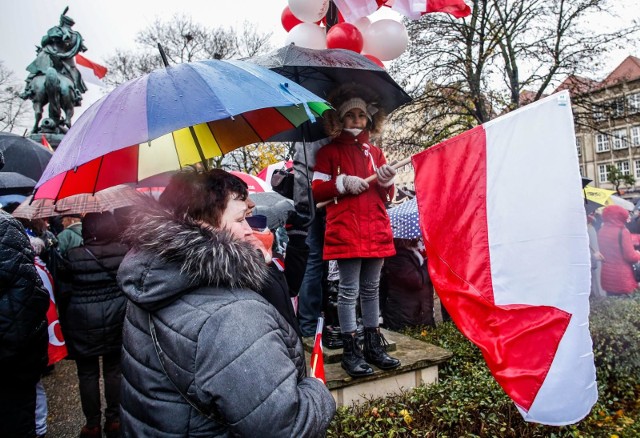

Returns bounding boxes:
[29,133,64,150]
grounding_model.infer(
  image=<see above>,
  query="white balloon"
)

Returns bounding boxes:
[362,19,409,61]
[352,16,371,35]
[285,23,327,50]
[288,0,330,23]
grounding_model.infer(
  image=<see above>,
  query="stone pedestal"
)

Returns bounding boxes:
[29,133,64,150]
[304,328,452,407]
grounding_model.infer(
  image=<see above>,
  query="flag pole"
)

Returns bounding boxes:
[316,156,412,208]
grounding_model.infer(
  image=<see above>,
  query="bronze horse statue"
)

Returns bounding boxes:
[21,8,87,134]
[27,66,78,134]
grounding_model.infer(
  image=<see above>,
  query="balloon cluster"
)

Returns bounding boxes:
[281,0,408,66]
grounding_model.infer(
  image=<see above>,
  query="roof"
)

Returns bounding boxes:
[601,56,640,86]
[554,55,640,94]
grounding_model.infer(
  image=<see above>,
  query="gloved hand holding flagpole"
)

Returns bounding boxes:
[316,157,412,208]
[310,315,325,384]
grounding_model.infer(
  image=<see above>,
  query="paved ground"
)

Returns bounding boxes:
[42,359,87,437]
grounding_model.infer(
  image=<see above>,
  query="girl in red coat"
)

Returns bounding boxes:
[312,84,400,377]
[597,204,640,296]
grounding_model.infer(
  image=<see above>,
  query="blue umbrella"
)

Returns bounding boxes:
[388,197,422,239]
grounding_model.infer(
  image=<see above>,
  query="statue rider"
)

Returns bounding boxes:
[21,7,87,105]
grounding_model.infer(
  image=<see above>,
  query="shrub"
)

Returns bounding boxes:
[326,294,640,437]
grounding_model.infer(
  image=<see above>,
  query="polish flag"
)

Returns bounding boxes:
[309,316,326,383]
[41,135,54,153]
[412,90,597,425]
[75,54,108,86]
[332,0,471,21]
[388,0,471,19]
[34,257,67,365]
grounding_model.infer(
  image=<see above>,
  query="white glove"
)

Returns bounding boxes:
[376,164,396,187]
[337,174,369,195]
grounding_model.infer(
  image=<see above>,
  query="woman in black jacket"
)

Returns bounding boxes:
[62,212,129,438]
[118,169,335,437]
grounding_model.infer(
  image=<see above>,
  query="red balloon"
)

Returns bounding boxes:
[326,23,364,53]
[281,6,303,32]
[364,54,385,68]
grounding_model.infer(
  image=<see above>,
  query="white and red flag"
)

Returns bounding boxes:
[309,316,326,384]
[412,90,596,425]
[40,135,54,153]
[332,0,471,22]
[75,54,108,87]
[34,257,67,365]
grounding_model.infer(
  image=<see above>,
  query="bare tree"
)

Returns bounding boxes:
[386,0,639,152]
[104,14,272,86]
[0,62,30,133]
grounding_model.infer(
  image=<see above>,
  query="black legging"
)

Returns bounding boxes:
[75,351,121,427]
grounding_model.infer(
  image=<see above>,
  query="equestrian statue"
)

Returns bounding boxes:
[20,7,88,134]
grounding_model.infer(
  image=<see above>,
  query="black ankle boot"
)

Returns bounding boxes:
[341,333,373,377]
[363,327,401,370]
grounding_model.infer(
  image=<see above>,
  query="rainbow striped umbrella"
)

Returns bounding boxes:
[34,59,330,201]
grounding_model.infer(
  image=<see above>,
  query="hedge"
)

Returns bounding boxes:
[326,294,640,437]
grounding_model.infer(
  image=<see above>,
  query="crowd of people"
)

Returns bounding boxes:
[1,84,463,437]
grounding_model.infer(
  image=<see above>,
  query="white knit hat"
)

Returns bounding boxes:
[338,98,369,120]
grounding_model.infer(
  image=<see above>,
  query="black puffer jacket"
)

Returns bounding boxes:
[61,212,129,359]
[118,203,336,437]
[0,210,49,383]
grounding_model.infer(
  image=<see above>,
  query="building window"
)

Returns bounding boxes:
[579,165,584,176]
[634,159,640,178]
[628,93,640,115]
[598,164,608,183]
[596,133,610,152]
[612,129,628,150]
[616,160,630,175]
[610,97,625,118]
[592,104,605,122]
[576,137,582,156]
[631,126,640,147]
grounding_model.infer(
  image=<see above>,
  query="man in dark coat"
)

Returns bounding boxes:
[0,209,50,437]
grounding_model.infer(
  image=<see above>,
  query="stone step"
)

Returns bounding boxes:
[305,329,452,407]
[302,331,396,364]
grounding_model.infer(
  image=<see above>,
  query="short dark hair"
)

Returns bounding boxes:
[159,168,248,227]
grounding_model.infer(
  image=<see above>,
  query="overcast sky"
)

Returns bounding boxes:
[0,0,636,123]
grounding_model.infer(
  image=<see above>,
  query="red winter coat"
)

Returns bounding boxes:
[312,130,395,260]
[597,205,640,295]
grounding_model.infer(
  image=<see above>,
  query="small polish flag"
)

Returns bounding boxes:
[309,316,326,383]
[75,54,107,86]
[41,135,54,152]
[413,90,597,425]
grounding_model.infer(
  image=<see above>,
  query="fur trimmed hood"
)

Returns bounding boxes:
[323,83,386,140]
[118,200,268,310]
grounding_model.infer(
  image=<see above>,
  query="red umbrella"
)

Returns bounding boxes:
[229,171,272,194]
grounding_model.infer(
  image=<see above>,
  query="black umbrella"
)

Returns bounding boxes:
[0,132,53,182]
[247,45,412,142]
[0,172,37,195]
